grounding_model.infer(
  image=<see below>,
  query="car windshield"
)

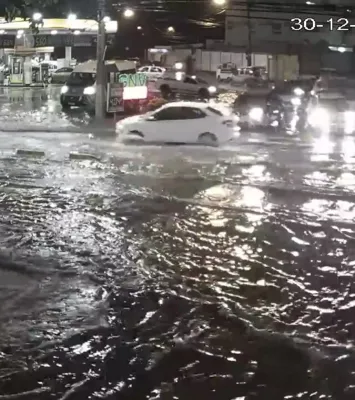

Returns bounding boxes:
[207,106,223,116]
[66,72,96,86]
[196,77,208,84]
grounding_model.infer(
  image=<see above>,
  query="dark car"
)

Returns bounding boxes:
[272,80,314,109]
[234,90,284,129]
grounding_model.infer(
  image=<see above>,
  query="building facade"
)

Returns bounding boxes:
[225,0,355,73]
[226,1,355,51]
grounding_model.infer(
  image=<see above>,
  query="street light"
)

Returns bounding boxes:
[137,26,142,30]
[167,26,175,32]
[32,12,42,21]
[123,8,134,18]
[212,0,226,4]
[67,13,77,21]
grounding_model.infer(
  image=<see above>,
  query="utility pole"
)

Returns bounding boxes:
[246,0,252,67]
[95,0,106,118]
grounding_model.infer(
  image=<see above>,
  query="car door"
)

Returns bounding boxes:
[175,107,208,142]
[150,67,163,79]
[138,66,150,77]
[181,76,199,95]
[54,68,68,83]
[62,68,73,82]
[149,106,206,142]
[142,107,182,140]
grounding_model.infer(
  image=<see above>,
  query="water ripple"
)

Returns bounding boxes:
[1,132,355,399]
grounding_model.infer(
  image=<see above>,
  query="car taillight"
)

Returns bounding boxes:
[223,120,233,127]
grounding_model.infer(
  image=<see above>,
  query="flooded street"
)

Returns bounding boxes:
[2,127,355,397]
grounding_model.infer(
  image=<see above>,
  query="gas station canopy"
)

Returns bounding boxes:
[0,17,117,34]
[0,18,117,49]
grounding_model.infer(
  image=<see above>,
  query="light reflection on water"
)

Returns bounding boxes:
[1,132,355,398]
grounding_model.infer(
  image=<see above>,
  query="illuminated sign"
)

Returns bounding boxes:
[0,35,15,48]
[123,86,148,100]
[34,35,74,47]
[107,73,148,112]
[117,72,147,87]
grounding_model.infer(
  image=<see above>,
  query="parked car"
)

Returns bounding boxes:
[155,73,217,99]
[116,101,238,145]
[216,63,237,81]
[138,65,165,80]
[49,67,74,84]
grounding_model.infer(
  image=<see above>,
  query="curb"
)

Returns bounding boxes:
[14,149,103,162]
[0,85,47,88]
[0,126,115,134]
[16,149,45,157]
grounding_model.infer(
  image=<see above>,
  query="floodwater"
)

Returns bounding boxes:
[1,131,355,399]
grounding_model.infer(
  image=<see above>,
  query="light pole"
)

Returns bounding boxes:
[246,0,252,66]
[95,0,106,118]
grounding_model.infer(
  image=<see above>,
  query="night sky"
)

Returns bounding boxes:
[0,0,224,45]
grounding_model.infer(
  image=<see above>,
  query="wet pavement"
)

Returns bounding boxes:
[0,86,116,132]
[2,90,355,398]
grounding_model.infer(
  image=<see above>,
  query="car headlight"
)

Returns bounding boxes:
[293,87,304,96]
[291,97,301,106]
[308,108,329,127]
[249,107,263,121]
[208,86,217,93]
[83,86,96,95]
[61,85,68,94]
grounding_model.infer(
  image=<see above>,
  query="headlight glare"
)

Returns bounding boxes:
[83,86,96,95]
[249,107,263,121]
[294,87,304,96]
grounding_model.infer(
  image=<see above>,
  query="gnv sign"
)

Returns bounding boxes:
[117,73,147,87]
[107,73,148,113]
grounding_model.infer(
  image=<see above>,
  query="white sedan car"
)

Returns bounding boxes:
[116,102,238,145]
[138,66,166,80]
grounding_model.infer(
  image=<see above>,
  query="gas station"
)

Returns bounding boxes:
[0,16,117,85]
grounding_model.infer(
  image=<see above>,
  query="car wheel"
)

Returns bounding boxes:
[198,88,210,100]
[128,130,145,144]
[61,102,71,110]
[160,85,171,99]
[198,132,217,146]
